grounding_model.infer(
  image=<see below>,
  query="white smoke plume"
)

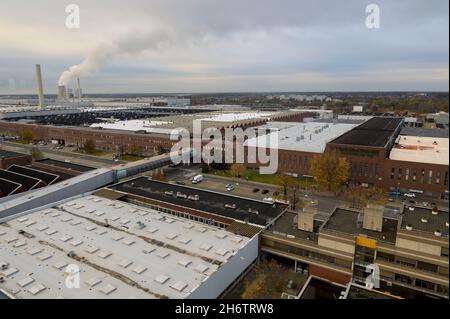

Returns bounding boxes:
[58,30,175,86]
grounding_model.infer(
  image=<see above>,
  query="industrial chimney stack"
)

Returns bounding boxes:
[35,64,45,110]
[76,77,82,99]
[58,85,67,99]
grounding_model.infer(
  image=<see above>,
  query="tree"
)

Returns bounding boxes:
[241,259,292,299]
[156,145,166,155]
[230,163,246,178]
[30,147,43,161]
[309,152,349,193]
[21,129,34,144]
[127,144,140,156]
[343,185,387,209]
[275,175,290,201]
[83,139,96,154]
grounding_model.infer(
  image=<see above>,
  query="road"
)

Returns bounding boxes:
[164,166,344,217]
[0,140,125,167]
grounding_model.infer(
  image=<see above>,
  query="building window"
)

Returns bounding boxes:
[417,261,438,273]
[398,168,403,180]
[413,169,417,182]
[395,274,413,285]
[428,170,433,184]
[442,247,449,257]
[436,171,441,184]
[415,279,435,291]
[395,256,416,268]
[421,170,425,184]
[445,172,449,186]
[405,168,410,181]
[391,167,395,179]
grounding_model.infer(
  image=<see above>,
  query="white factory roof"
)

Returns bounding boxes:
[199,112,274,123]
[245,121,360,153]
[90,119,182,135]
[389,135,449,165]
[0,195,250,299]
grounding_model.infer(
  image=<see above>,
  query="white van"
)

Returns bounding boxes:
[191,175,204,184]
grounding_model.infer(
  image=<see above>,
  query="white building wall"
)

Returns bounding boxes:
[188,234,259,299]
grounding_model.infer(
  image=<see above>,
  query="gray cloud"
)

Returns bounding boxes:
[0,0,448,93]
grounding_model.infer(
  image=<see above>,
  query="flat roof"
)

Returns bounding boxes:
[345,284,400,299]
[0,178,21,197]
[330,117,403,148]
[109,177,287,227]
[0,150,27,159]
[0,169,42,191]
[245,121,360,153]
[0,195,251,299]
[389,136,449,165]
[322,208,398,244]
[401,206,448,238]
[299,277,346,299]
[36,159,94,173]
[400,127,449,138]
[268,211,321,243]
[7,165,59,185]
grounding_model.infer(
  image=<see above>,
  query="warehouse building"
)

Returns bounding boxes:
[0,193,258,299]
[261,202,449,299]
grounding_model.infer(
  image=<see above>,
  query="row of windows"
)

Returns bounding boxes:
[262,237,352,269]
[393,274,448,295]
[349,161,379,178]
[376,252,444,275]
[390,167,449,186]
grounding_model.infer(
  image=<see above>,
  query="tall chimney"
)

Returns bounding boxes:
[58,85,67,99]
[35,64,45,110]
[76,77,82,99]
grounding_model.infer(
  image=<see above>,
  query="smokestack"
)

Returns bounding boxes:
[58,85,67,99]
[363,202,384,232]
[297,200,317,232]
[35,64,45,110]
[76,77,82,99]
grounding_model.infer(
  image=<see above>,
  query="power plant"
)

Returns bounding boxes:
[34,64,45,110]
[57,85,67,99]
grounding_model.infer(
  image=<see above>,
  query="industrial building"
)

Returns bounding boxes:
[261,201,449,299]
[0,150,32,169]
[0,194,258,299]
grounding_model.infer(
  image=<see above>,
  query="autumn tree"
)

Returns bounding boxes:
[230,163,246,178]
[128,144,140,156]
[30,147,43,161]
[21,129,34,144]
[343,185,387,209]
[241,259,292,299]
[156,145,166,155]
[275,175,290,201]
[309,152,349,193]
[83,139,96,154]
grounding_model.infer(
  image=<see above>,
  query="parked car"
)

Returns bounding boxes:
[261,189,269,194]
[252,188,260,193]
[404,193,416,198]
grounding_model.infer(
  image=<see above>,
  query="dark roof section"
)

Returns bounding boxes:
[345,284,400,299]
[0,177,22,197]
[400,127,449,138]
[35,159,94,172]
[30,165,73,181]
[299,277,346,299]
[401,206,448,238]
[7,165,59,185]
[322,208,398,244]
[109,177,288,226]
[330,117,403,147]
[0,150,27,159]
[268,211,321,243]
[0,169,43,191]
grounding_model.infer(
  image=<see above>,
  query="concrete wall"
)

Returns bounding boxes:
[0,168,114,221]
[188,234,259,299]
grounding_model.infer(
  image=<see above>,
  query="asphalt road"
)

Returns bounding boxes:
[164,167,344,217]
[0,140,125,167]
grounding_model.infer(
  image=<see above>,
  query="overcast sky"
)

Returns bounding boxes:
[0,0,448,94]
